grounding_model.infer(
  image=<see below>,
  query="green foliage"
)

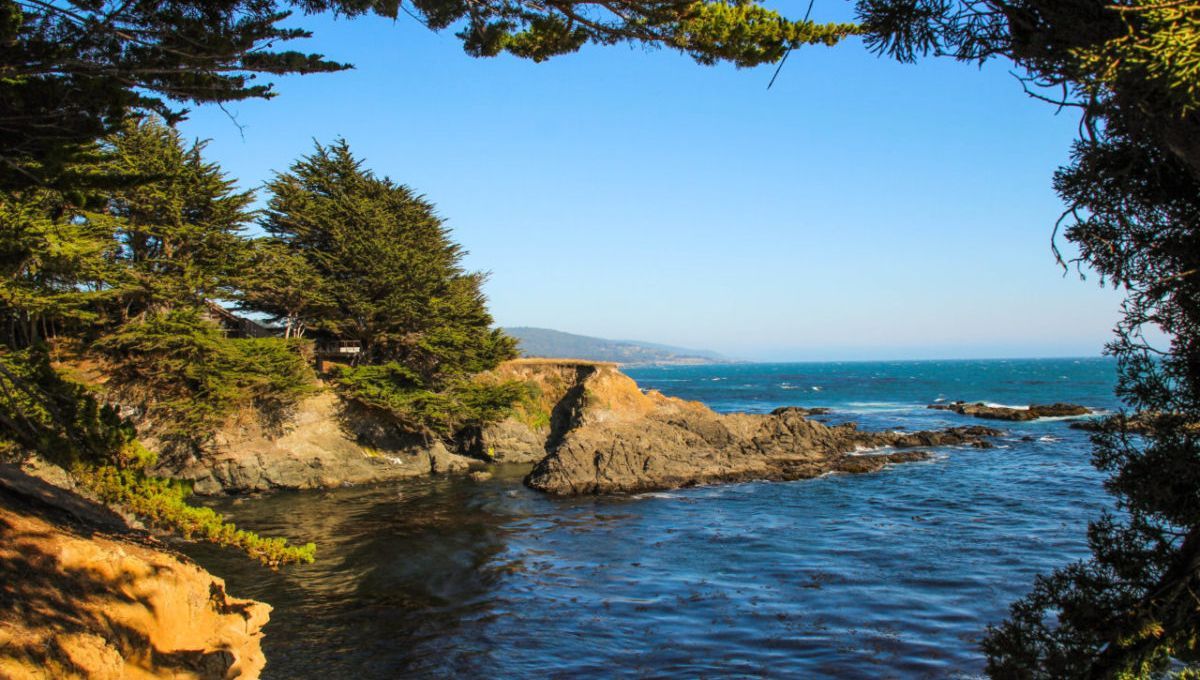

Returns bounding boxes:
[333,362,532,439]
[0,348,312,567]
[1,0,349,190]
[0,182,119,348]
[300,0,856,65]
[95,308,315,445]
[76,464,315,567]
[99,118,253,316]
[255,140,518,384]
[856,1,1200,675]
[236,238,328,339]
[0,347,136,468]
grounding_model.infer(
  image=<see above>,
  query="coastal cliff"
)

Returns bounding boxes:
[514,363,999,494]
[158,359,1000,496]
[158,391,476,495]
[0,465,270,679]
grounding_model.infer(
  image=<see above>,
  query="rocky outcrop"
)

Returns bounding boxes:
[159,391,475,495]
[0,464,270,679]
[521,365,1001,495]
[158,360,1005,497]
[928,401,1091,421]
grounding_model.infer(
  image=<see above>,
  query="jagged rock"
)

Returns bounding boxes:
[929,401,1091,421]
[0,466,269,679]
[524,368,1001,495]
[770,406,831,417]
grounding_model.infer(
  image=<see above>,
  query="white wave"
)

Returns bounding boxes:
[1038,435,1061,442]
[984,402,1030,410]
[811,386,822,391]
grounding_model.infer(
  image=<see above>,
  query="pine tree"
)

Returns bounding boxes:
[258,140,516,384]
[100,117,253,320]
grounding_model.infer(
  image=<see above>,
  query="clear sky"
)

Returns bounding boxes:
[176,2,1127,362]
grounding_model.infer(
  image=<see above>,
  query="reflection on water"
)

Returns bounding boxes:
[181,359,1116,678]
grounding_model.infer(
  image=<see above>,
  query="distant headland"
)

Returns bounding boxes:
[503,327,738,366]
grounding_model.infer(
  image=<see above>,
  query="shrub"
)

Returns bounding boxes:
[0,347,314,566]
[95,308,315,443]
[332,361,532,439]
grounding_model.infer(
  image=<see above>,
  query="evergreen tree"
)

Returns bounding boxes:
[855,2,1200,675]
[0,0,350,190]
[100,117,253,319]
[258,140,516,383]
[0,179,118,349]
[237,237,327,339]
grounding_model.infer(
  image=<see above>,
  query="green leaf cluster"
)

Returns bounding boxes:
[95,307,314,445]
[76,464,316,567]
[299,0,856,65]
[331,362,532,440]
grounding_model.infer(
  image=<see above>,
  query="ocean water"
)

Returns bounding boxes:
[182,358,1120,678]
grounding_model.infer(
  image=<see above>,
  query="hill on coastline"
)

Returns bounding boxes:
[504,327,733,366]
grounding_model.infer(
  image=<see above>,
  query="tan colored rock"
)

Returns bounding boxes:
[160,391,474,494]
[523,365,1001,495]
[0,483,270,679]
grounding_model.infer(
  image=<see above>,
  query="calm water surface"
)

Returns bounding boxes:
[182,358,1119,678]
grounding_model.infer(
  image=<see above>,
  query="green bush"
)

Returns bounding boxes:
[95,308,315,443]
[332,361,532,439]
[76,464,315,567]
[0,347,315,567]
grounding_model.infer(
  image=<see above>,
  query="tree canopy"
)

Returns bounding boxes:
[258,139,515,378]
[2,1,856,190]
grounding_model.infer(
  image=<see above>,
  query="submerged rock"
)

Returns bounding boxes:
[928,401,1091,421]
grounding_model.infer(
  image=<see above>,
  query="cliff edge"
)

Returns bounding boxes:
[0,465,271,679]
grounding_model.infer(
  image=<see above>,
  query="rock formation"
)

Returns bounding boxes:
[0,464,270,679]
[928,401,1091,421]
[517,363,1001,495]
[159,391,475,495]
[159,360,1004,496]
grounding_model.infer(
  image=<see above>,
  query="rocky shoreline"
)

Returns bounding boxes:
[155,360,1005,497]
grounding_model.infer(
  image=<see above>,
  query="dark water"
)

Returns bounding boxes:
[182,358,1119,678]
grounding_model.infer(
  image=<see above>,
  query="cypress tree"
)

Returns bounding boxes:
[258,140,516,385]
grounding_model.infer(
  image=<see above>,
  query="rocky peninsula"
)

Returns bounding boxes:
[157,360,1002,497]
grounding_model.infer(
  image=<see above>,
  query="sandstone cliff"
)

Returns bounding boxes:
[0,464,270,679]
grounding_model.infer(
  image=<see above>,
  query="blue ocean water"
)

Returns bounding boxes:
[183,357,1119,678]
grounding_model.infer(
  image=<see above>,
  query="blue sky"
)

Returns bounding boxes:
[177,3,1126,362]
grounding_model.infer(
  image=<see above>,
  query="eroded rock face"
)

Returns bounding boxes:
[159,392,474,495]
[523,367,1001,495]
[0,468,270,679]
[155,361,1006,497]
[928,401,1091,421]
